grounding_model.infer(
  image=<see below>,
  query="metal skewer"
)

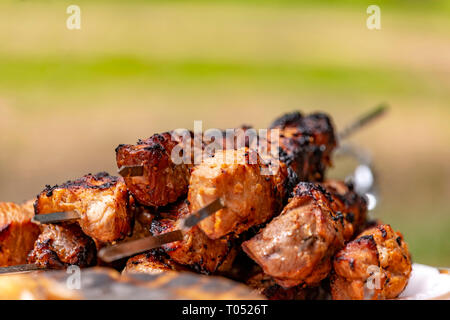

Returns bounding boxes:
[98,198,225,263]
[32,211,80,224]
[338,103,388,140]
[32,104,386,225]
[0,264,45,275]
[118,165,144,177]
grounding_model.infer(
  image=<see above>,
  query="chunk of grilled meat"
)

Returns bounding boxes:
[331,224,412,300]
[321,180,368,241]
[270,112,337,182]
[122,250,189,275]
[34,172,132,243]
[27,223,97,269]
[116,132,193,207]
[188,148,287,239]
[150,199,236,274]
[242,182,345,288]
[0,201,40,267]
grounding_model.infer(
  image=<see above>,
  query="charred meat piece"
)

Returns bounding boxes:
[34,172,132,243]
[122,250,189,275]
[188,148,287,239]
[270,112,337,182]
[242,182,345,288]
[321,180,368,241]
[27,223,97,269]
[0,201,40,266]
[331,224,412,300]
[116,132,192,207]
[150,199,235,274]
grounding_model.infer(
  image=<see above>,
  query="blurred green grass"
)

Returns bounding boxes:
[0,0,449,265]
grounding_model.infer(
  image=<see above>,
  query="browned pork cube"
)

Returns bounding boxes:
[331,224,412,300]
[34,172,132,243]
[116,132,192,207]
[270,112,337,182]
[242,182,345,288]
[188,148,285,240]
[0,201,40,266]
[27,223,97,269]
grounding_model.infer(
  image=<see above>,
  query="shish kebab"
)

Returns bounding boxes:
[33,103,385,224]
[0,173,225,274]
[100,105,386,262]
[0,106,386,274]
[8,110,336,273]
[99,110,340,262]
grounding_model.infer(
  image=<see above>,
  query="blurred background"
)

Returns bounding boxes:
[0,0,449,266]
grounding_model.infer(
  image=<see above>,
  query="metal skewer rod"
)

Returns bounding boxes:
[0,264,45,275]
[32,211,80,224]
[117,165,144,177]
[98,198,225,263]
[338,103,388,140]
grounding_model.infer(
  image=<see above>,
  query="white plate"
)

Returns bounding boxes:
[399,263,450,300]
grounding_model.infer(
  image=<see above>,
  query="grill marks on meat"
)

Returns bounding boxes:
[321,180,368,241]
[242,182,345,288]
[0,201,40,267]
[27,223,97,269]
[331,224,412,300]
[116,132,192,207]
[270,112,337,182]
[188,148,286,239]
[34,172,132,243]
[122,250,189,275]
[150,199,235,274]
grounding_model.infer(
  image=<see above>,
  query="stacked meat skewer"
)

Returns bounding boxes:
[0,110,412,300]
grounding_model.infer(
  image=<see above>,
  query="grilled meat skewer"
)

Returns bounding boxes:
[34,172,133,243]
[331,224,412,300]
[242,181,368,288]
